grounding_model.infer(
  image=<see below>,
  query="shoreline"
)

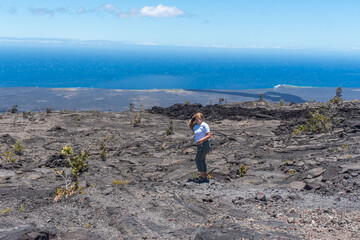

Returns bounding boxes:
[0,87,359,112]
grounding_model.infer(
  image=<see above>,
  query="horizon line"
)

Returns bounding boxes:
[1,37,360,51]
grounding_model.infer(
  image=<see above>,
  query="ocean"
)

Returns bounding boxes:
[1,45,360,90]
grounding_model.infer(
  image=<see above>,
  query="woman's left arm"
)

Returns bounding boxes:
[197,132,211,145]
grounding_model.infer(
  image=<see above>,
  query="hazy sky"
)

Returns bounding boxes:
[1,0,359,49]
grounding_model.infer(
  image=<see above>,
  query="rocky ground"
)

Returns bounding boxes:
[0,100,359,240]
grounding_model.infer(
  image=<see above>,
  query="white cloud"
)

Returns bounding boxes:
[76,7,96,15]
[30,8,66,16]
[135,42,159,46]
[77,7,85,14]
[99,4,185,18]
[139,4,185,18]
[99,4,120,15]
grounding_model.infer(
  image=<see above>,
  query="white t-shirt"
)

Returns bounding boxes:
[194,122,210,143]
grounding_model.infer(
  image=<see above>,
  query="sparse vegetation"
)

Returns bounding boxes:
[18,204,24,213]
[22,111,34,119]
[279,99,284,106]
[139,104,145,118]
[1,208,10,214]
[8,105,18,113]
[2,151,17,164]
[239,165,248,177]
[259,93,264,101]
[218,98,225,104]
[166,120,174,135]
[132,113,141,127]
[336,86,342,98]
[184,100,190,105]
[129,103,135,112]
[13,140,25,155]
[113,179,129,186]
[54,146,90,201]
[100,144,107,160]
[46,108,52,114]
[294,89,343,134]
[1,140,25,164]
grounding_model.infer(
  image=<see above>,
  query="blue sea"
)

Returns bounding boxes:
[1,45,360,89]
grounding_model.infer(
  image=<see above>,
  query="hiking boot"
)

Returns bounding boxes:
[187,178,197,182]
[195,177,209,184]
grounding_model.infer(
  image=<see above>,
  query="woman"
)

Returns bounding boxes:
[188,112,211,183]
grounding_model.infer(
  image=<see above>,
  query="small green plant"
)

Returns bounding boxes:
[342,144,349,150]
[8,105,18,113]
[76,116,82,121]
[2,151,17,164]
[113,179,129,186]
[346,155,352,159]
[312,99,316,103]
[19,204,24,213]
[139,104,145,118]
[218,98,225,104]
[132,113,141,127]
[259,93,264,101]
[106,135,115,141]
[336,86,342,98]
[194,173,198,180]
[288,169,296,174]
[13,140,25,155]
[129,103,135,112]
[1,208,10,214]
[239,165,248,177]
[207,174,212,180]
[160,143,166,151]
[54,146,90,201]
[279,99,284,106]
[22,111,33,119]
[184,100,190,105]
[46,108,52,114]
[166,120,174,135]
[100,144,107,160]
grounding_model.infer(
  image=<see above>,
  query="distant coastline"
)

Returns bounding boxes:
[0,87,359,112]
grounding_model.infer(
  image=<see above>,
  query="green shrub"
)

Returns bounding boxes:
[279,99,284,106]
[239,165,248,177]
[259,93,264,101]
[13,140,25,155]
[129,103,135,112]
[166,120,174,135]
[8,105,18,113]
[132,113,141,127]
[54,146,90,201]
[2,151,16,164]
[294,91,342,134]
[100,144,107,160]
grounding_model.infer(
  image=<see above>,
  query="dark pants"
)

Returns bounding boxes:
[195,140,211,172]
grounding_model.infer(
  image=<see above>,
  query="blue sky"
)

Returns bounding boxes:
[0,0,360,49]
